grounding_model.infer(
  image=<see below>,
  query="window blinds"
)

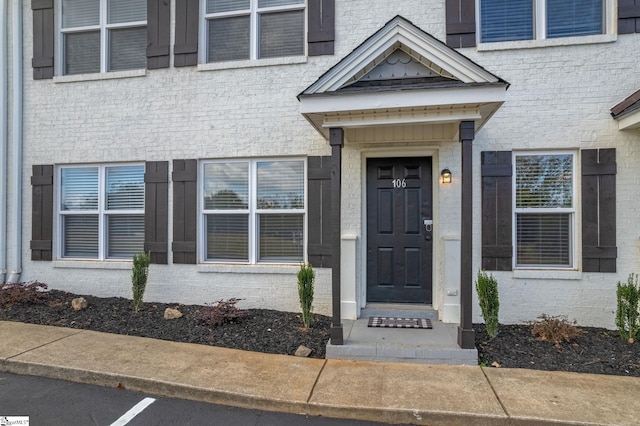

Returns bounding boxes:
[259,10,304,58]
[480,0,533,42]
[547,0,603,38]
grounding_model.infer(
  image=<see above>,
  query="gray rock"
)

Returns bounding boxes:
[295,345,312,357]
[164,307,183,320]
[71,297,87,311]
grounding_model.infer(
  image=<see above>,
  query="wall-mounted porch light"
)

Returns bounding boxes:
[441,168,452,184]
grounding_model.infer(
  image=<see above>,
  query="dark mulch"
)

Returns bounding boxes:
[2,289,639,377]
[0,290,331,359]
[475,323,640,377]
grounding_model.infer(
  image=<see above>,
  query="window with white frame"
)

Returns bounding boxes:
[59,0,147,75]
[514,153,575,268]
[480,0,606,43]
[203,0,305,63]
[202,159,305,263]
[59,164,145,259]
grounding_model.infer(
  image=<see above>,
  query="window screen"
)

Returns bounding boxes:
[547,0,603,38]
[480,0,533,43]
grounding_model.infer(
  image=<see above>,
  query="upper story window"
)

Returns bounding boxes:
[514,152,576,268]
[59,164,145,259]
[201,159,305,263]
[480,0,605,43]
[59,0,147,75]
[203,0,305,63]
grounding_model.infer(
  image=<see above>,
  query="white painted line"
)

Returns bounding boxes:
[110,397,156,426]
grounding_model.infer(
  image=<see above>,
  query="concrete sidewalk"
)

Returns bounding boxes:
[1,321,638,425]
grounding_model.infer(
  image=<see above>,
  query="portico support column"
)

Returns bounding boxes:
[458,121,475,349]
[329,128,344,345]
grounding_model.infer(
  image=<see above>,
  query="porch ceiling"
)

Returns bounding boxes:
[299,84,507,142]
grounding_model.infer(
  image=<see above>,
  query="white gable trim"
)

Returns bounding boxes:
[303,16,501,94]
[617,109,640,130]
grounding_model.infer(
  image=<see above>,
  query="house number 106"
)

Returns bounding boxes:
[392,178,406,188]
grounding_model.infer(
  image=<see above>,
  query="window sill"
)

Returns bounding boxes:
[53,260,132,270]
[197,263,300,274]
[53,69,147,84]
[197,55,307,72]
[477,33,617,52]
[513,269,581,280]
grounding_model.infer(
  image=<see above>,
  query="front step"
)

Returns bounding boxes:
[361,303,438,320]
[327,306,477,365]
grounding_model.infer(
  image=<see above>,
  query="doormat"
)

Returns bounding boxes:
[368,317,432,329]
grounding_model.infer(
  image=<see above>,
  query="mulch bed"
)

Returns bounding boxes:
[1,289,639,377]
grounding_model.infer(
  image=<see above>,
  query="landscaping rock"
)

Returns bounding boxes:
[294,345,312,357]
[71,297,87,311]
[164,307,183,320]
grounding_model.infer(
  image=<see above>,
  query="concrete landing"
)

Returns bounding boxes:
[326,305,477,365]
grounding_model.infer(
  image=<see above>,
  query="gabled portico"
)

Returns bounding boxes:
[299,16,508,355]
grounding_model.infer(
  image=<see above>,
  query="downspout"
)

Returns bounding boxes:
[8,0,22,283]
[0,0,8,284]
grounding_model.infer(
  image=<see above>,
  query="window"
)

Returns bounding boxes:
[59,0,147,74]
[201,159,305,263]
[203,0,305,63]
[59,164,145,259]
[480,0,605,43]
[514,153,575,268]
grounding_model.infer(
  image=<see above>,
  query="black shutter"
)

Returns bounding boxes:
[619,0,640,34]
[308,0,334,56]
[144,161,169,264]
[481,151,512,271]
[174,0,199,67]
[446,0,476,48]
[172,159,197,264]
[582,149,617,273]
[307,156,332,267]
[31,165,54,261]
[32,0,54,80]
[147,0,171,69]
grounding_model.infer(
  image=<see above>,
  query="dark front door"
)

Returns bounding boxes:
[366,157,433,303]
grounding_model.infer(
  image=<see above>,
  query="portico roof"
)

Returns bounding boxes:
[298,16,509,142]
[611,89,640,131]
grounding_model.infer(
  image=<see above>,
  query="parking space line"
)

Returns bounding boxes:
[110,397,156,426]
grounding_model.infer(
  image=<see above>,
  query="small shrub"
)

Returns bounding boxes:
[297,263,315,328]
[0,281,48,308]
[476,270,499,338]
[132,251,151,313]
[531,314,580,344]
[198,298,248,327]
[615,273,640,342]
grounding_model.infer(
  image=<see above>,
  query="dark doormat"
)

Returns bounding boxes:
[368,317,432,329]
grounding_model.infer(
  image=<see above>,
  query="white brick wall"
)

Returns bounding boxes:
[13,1,640,327]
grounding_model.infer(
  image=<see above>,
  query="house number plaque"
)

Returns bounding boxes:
[392,178,406,189]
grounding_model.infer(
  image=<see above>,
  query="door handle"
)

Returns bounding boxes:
[423,219,433,232]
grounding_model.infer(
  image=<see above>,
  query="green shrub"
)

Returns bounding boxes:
[298,263,315,328]
[476,270,499,338]
[197,298,247,326]
[132,251,151,313]
[616,273,640,342]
